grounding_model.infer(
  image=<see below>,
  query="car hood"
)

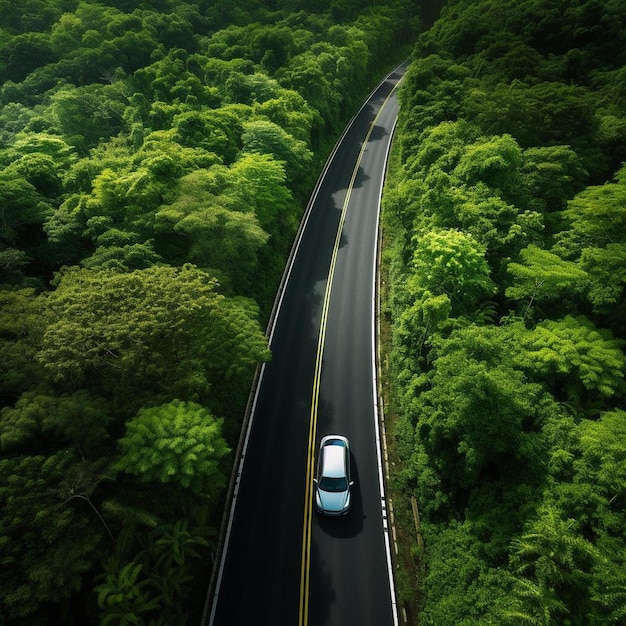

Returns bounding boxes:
[317,488,350,514]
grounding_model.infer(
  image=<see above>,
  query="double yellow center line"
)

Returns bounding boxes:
[298,89,395,626]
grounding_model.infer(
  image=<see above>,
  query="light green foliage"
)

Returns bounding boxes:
[253,88,317,144]
[394,123,544,271]
[556,164,626,257]
[85,157,175,227]
[418,172,542,262]
[409,228,495,314]
[396,290,451,363]
[507,506,599,624]
[224,71,282,105]
[381,172,426,237]
[82,230,161,272]
[452,134,523,204]
[226,152,301,308]
[135,131,221,174]
[278,50,339,127]
[50,138,196,263]
[2,152,61,199]
[506,245,588,312]
[515,316,626,403]
[241,118,313,186]
[227,152,295,236]
[115,400,230,499]
[4,132,75,168]
[172,106,247,163]
[403,119,479,178]
[39,265,218,388]
[155,167,270,292]
[554,164,626,321]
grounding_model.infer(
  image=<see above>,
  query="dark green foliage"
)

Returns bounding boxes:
[0,32,56,83]
[0,289,46,400]
[49,83,128,154]
[0,452,104,622]
[385,0,626,622]
[94,519,211,625]
[0,390,112,456]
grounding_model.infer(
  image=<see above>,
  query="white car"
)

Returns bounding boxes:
[314,435,353,516]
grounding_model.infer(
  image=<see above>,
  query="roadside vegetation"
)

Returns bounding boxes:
[0,1,423,622]
[383,0,626,623]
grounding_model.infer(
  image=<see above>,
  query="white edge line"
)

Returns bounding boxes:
[371,107,401,626]
[206,358,269,625]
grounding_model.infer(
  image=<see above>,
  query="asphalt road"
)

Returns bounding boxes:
[208,62,407,626]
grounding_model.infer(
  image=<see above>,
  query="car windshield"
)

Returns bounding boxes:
[319,476,348,492]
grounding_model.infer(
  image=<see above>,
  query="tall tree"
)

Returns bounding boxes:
[155,168,270,293]
[115,400,230,501]
[412,325,548,499]
[514,315,626,408]
[241,118,313,188]
[408,228,495,315]
[555,165,626,258]
[38,265,270,413]
[505,245,588,318]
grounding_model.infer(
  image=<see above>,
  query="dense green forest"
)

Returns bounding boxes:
[0,0,422,623]
[384,0,626,624]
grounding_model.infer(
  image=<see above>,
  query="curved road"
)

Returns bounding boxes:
[208,63,407,626]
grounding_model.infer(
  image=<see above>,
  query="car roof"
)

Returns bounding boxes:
[321,438,347,478]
